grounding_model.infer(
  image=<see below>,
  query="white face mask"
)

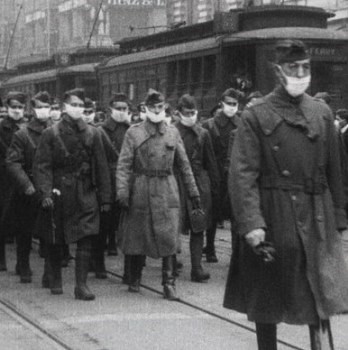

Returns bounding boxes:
[180,111,197,127]
[35,108,50,122]
[83,113,95,124]
[111,109,131,124]
[222,102,238,118]
[278,66,311,97]
[146,108,166,124]
[65,103,84,120]
[50,110,61,121]
[139,112,147,121]
[8,107,24,121]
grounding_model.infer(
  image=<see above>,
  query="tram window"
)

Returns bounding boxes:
[203,56,216,83]
[191,58,202,83]
[167,61,177,96]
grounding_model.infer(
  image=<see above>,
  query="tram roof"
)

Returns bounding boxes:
[101,37,219,69]
[223,27,348,44]
[2,63,98,86]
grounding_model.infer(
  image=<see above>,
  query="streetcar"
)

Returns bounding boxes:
[97,5,348,117]
[0,47,118,103]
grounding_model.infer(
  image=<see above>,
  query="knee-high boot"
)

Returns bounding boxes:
[42,257,52,288]
[92,235,107,279]
[123,255,131,284]
[75,237,95,301]
[190,232,210,282]
[48,244,63,295]
[204,222,218,263]
[162,255,179,301]
[309,320,334,350]
[0,237,7,271]
[128,255,144,293]
[256,323,277,350]
[17,230,32,283]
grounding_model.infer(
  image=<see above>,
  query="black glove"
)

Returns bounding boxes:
[42,197,54,210]
[191,196,201,210]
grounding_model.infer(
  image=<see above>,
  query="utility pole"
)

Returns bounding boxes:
[47,0,51,57]
[87,0,104,49]
[4,2,23,70]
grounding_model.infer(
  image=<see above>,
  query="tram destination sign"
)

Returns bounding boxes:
[309,46,347,62]
[106,0,165,5]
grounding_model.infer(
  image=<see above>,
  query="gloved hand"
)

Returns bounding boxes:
[42,197,54,209]
[191,196,201,210]
[117,197,129,210]
[245,228,265,248]
[24,184,36,196]
[101,204,111,212]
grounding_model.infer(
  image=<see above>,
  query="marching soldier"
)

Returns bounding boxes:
[0,91,27,272]
[83,98,96,125]
[116,89,200,300]
[33,88,111,300]
[174,94,220,282]
[224,40,348,350]
[202,88,244,262]
[49,98,61,125]
[92,92,131,279]
[6,91,51,283]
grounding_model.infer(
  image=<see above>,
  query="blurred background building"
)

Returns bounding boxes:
[0,0,166,68]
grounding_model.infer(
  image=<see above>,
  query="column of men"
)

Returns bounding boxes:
[0,39,347,350]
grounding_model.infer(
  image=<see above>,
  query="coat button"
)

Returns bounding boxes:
[291,195,297,201]
[282,170,291,177]
[264,129,271,135]
[317,215,323,222]
[273,145,280,152]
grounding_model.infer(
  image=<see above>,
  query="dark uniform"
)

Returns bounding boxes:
[202,91,242,261]
[33,89,111,300]
[224,41,348,350]
[0,92,27,271]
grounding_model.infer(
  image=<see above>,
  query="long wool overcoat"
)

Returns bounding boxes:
[116,120,199,259]
[223,87,348,325]
[174,122,220,231]
[33,114,111,244]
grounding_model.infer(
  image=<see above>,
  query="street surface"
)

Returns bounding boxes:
[0,226,347,350]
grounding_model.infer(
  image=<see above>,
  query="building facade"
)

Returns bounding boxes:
[0,0,166,68]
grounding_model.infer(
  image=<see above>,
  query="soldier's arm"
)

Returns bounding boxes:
[32,129,53,200]
[174,132,199,199]
[116,129,135,203]
[325,114,347,230]
[92,129,112,204]
[6,131,32,193]
[229,110,266,236]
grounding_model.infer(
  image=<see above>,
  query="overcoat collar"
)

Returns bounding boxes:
[175,121,200,137]
[214,110,239,128]
[144,119,166,136]
[62,113,87,132]
[27,118,46,134]
[2,116,21,130]
[103,117,128,132]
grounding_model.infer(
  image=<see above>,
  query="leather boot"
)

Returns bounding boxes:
[0,238,7,271]
[256,323,277,350]
[204,223,218,263]
[190,232,210,282]
[42,257,52,289]
[18,232,32,283]
[93,236,107,279]
[128,255,144,293]
[48,245,63,295]
[309,320,334,350]
[162,255,179,301]
[122,255,131,284]
[75,239,95,301]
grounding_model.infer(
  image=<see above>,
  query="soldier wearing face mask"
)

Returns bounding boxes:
[49,98,62,124]
[93,93,131,280]
[33,88,111,301]
[83,98,96,125]
[116,89,200,300]
[202,88,244,263]
[174,94,220,282]
[0,91,27,272]
[6,91,51,283]
[224,40,348,350]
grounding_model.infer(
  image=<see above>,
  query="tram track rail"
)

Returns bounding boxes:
[0,297,76,350]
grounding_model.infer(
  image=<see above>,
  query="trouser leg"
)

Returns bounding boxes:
[0,236,6,271]
[162,255,179,301]
[75,236,95,301]
[106,207,118,256]
[255,323,277,350]
[47,244,63,295]
[16,229,32,283]
[190,232,210,282]
[92,229,108,279]
[204,222,218,262]
[123,254,131,284]
[309,320,335,350]
[128,255,144,293]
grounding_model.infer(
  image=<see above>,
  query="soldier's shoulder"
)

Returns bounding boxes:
[304,94,333,120]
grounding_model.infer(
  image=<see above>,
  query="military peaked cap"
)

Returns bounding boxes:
[145,89,164,106]
[63,88,85,102]
[85,98,95,109]
[6,91,27,105]
[177,94,197,111]
[221,88,244,101]
[275,39,310,64]
[31,91,51,107]
[109,92,129,106]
